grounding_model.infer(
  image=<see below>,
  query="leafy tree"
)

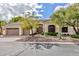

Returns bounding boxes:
[51,3,79,39]
[0,20,6,35]
[20,17,39,37]
[51,8,66,39]
[65,4,79,35]
[21,10,40,37]
[9,16,24,23]
[9,15,39,37]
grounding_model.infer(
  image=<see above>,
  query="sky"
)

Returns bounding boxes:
[0,3,70,20]
[36,3,69,19]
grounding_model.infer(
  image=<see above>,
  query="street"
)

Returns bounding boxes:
[0,42,79,56]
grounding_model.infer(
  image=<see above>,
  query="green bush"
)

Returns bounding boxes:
[41,32,44,35]
[61,34,70,36]
[71,34,79,38]
[41,32,58,36]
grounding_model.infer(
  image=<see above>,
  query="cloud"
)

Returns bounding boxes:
[0,3,44,20]
[54,4,71,12]
[28,3,44,17]
[35,4,43,8]
[35,13,43,17]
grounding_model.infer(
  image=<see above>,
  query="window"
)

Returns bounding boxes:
[62,27,68,32]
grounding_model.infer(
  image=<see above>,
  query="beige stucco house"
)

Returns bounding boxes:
[2,20,76,36]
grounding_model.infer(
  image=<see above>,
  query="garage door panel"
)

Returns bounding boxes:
[6,28,19,35]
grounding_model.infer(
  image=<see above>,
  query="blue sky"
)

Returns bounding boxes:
[0,3,69,20]
[36,3,69,19]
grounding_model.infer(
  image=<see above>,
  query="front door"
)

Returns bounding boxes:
[48,25,55,32]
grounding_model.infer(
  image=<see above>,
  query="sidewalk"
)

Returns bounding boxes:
[0,36,22,42]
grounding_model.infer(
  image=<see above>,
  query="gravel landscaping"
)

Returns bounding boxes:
[16,35,78,42]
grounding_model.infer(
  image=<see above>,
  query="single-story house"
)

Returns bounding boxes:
[2,20,75,36]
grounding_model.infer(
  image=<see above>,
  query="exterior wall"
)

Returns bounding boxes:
[19,27,23,35]
[43,23,59,33]
[33,28,37,33]
[2,22,76,36]
[23,29,30,35]
[29,28,36,34]
[2,26,23,36]
[67,27,75,34]
[43,23,75,35]
[43,24,48,32]
[60,26,75,35]
[2,27,6,35]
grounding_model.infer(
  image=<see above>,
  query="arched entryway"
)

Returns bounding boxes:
[48,25,55,32]
[37,24,43,34]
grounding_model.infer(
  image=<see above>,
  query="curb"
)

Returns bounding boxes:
[15,42,79,44]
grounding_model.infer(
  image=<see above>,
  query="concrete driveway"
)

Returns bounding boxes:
[0,36,22,42]
[0,42,25,56]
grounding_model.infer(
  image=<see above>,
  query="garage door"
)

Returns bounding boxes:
[6,28,19,35]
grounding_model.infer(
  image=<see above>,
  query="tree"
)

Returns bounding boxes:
[63,3,79,35]
[9,16,24,23]
[9,15,39,37]
[22,8,40,37]
[51,8,66,39]
[51,3,79,38]
[20,17,39,37]
[0,20,6,35]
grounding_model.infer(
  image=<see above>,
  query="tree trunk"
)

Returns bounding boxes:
[72,25,79,35]
[0,27,2,35]
[76,19,79,35]
[58,26,62,40]
[31,29,34,37]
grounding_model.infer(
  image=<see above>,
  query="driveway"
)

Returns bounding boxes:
[0,36,23,42]
[0,42,25,56]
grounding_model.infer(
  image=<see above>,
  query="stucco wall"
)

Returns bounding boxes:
[42,23,75,35]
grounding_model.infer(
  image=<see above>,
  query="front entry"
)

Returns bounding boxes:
[37,24,43,34]
[48,25,55,32]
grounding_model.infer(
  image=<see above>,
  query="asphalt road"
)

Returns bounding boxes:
[0,42,79,56]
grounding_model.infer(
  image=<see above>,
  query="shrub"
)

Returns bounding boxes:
[41,32,58,36]
[41,32,44,35]
[71,34,79,38]
[62,34,70,36]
